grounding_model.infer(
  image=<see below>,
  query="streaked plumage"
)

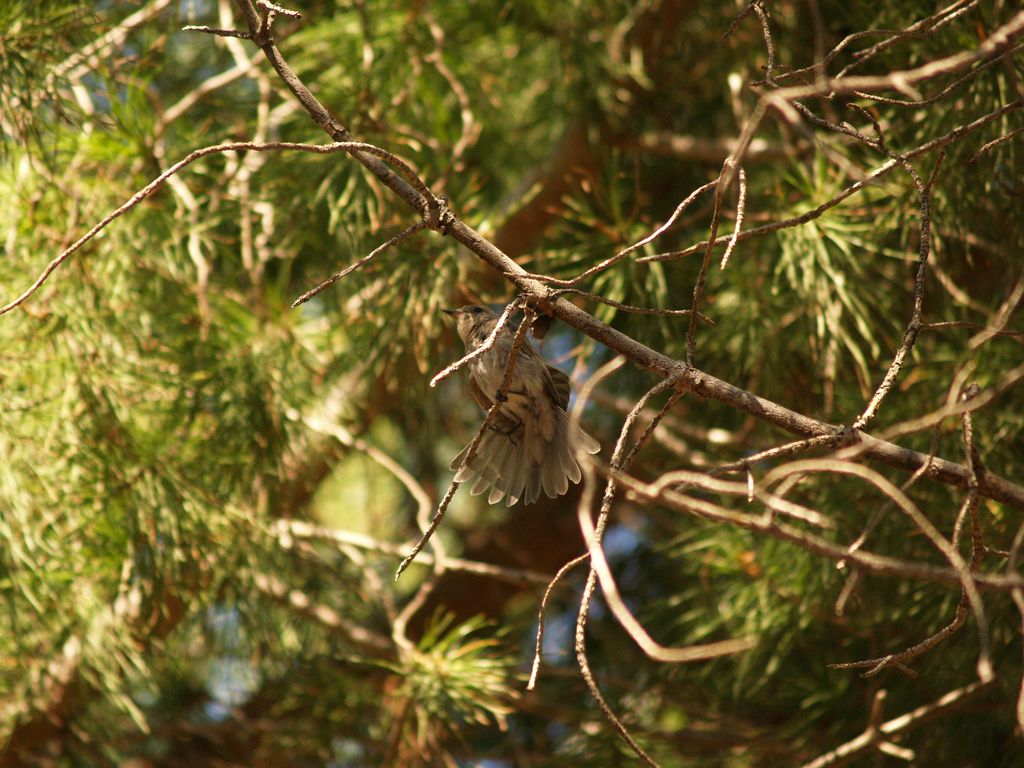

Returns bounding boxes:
[443,305,600,506]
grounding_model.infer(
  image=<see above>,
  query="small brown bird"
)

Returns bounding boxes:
[442,305,600,506]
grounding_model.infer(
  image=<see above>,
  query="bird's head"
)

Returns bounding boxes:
[442,305,498,346]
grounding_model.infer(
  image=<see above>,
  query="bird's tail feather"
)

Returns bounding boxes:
[451,410,600,506]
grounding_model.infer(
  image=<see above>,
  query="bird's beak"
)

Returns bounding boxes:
[441,307,458,317]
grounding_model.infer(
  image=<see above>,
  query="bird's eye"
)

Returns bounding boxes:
[473,307,482,314]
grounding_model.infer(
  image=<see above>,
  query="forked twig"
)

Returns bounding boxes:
[618,468,1022,592]
[830,386,988,678]
[526,553,590,691]
[799,680,994,768]
[765,459,992,683]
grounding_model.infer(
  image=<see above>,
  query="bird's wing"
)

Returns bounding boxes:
[519,339,571,410]
[469,375,522,434]
[468,376,493,412]
[544,364,572,410]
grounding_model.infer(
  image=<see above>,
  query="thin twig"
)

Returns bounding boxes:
[719,168,747,269]
[968,125,1024,165]
[507,180,717,287]
[332,141,435,205]
[660,464,835,528]
[573,463,659,766]
[830,387,987,678]
[182,24,252,38]
[522,356,630,691]
[922,320,1024,338]
[256,0,300,18]
[551,288,713,322]
[526,553,590,691]
[853,43,1022,107]
[852,150,946,431]
[278,519,551,585]
[291,220,426,308]
[687,164,731,364]
[837,0,981,78]
[794,7,1022,101]
[867,361,1024,445]
[750,2,886,152]
[968,272,1024,350]
[0,140,378,317]
[837,387,949,573]
[578,463,756,662]
[708,433,846,478]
